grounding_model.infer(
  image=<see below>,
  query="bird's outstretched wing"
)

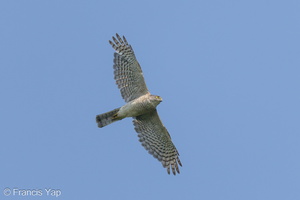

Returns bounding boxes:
[133,110,182,175]
[109,34,149,102]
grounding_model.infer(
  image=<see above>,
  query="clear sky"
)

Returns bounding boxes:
[1,1,299,199]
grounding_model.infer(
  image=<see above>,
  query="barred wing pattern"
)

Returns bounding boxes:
[133,110,182,175]
[109,34,149,102]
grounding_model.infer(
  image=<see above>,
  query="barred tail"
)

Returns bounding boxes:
[96,107,121,128]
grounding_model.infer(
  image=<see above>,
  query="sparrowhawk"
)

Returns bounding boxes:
[96,34,182,175]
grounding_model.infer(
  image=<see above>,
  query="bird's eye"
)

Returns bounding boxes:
[156,96,160,99]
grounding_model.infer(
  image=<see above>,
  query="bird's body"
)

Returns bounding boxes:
[96,34,182,175]
[97,94,162,127]
[118,94,162,118]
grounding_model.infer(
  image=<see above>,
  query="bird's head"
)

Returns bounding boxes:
[150,95,163,105]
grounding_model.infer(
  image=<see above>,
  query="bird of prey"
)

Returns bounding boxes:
[96,34,182,175]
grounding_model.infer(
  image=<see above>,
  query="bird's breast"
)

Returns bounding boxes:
[118,96,157,118]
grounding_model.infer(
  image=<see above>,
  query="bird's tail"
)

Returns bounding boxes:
[96,107,121,128]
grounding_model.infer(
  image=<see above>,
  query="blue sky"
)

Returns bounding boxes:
[1,0,299,199]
